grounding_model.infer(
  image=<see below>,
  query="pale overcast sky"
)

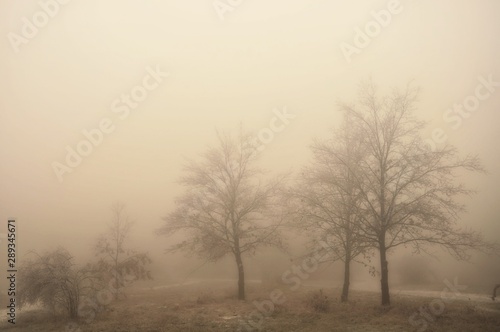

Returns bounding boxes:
[1,1,499,270]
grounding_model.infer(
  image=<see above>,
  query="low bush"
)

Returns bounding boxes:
[307,289,330,313]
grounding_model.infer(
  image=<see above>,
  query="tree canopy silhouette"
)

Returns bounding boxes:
[157,131,286,300]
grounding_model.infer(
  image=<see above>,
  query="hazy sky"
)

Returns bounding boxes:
[1,0,499,271]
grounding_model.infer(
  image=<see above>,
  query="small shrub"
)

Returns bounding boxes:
[271,303,286,317]
[307,289,330,313]
[18,248,99,319]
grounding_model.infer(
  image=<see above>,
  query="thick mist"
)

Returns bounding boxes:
[1,1,500,331]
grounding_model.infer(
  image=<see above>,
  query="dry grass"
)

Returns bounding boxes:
[1,280,499,331]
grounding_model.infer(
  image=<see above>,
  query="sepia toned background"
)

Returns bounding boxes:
[1,0,500,313]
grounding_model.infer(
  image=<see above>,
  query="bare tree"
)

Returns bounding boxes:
[337,82,490,305]
[288,116,371,302]
[157,131,286,300]
[95,203,152,299]
[18,248,97,319]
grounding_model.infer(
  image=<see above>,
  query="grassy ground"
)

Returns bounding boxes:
[1,280,499,331]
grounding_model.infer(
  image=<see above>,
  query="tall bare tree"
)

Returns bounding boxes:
[289,116,371,302]
[157,131,285,300]
[95,203,151,299]
[337,82,489,305]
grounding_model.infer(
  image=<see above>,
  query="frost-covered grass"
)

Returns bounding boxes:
[1,280,499,331]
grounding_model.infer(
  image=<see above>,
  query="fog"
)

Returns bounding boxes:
[1,0,500,322]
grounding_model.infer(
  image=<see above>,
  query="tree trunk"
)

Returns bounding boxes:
[492,284,500,301]
[235,251,245,300]
[340,259,351,302]
[379,245,390,306]
[68,291,79,319]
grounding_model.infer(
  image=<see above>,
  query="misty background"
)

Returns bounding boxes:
[1,0,500,293]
